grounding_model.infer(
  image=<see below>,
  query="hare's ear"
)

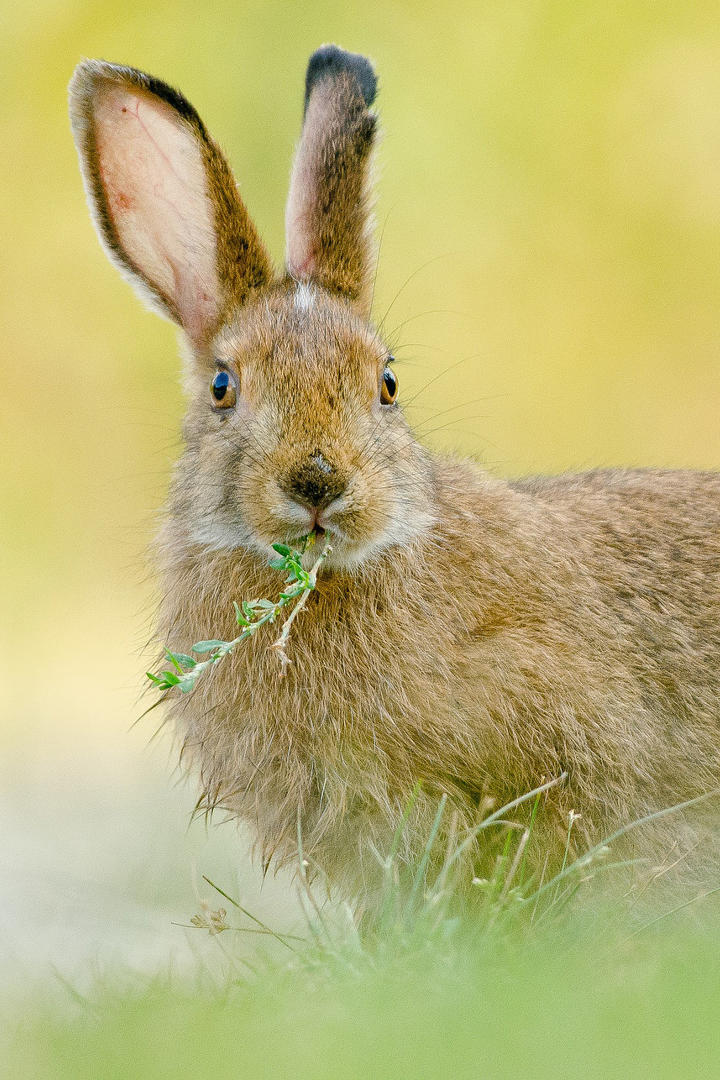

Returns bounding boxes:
[69,61,272,347]
[285,45,378,315]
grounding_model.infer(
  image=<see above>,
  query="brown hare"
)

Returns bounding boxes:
[69,46,720,897]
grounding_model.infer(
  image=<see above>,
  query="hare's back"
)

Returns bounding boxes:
[513,469,720,543]
[513,467,720,568]
[512,467,720,509]
[513,467,720,659]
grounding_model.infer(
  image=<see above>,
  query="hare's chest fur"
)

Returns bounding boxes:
[163,546,463,825]
[158,524,581,883]
[159,532,535,882]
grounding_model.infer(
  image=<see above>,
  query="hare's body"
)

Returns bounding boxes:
[70,47,720,897]
[158,462,720,889]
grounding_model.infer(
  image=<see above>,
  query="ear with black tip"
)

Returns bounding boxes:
[285,45,378,315]
[69,60,272,347]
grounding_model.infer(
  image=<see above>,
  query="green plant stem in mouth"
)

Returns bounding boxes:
[147,532,332,693]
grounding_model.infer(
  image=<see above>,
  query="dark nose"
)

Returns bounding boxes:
[281,451,346,509]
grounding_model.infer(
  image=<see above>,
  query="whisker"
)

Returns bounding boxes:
[402,352,487,408]
[409,393,507,423]
[375,253,457,338]
[385,307,478,340]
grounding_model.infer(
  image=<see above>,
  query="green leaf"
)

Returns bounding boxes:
[233,601,249,627]
[146,672,165,685]
[254,599,276,611]
[165,650,184,673]
[160,670,181,686]
[271,543,291,556]
[173,653,197,670]
[268,558,286,570]
[192,640,227,653]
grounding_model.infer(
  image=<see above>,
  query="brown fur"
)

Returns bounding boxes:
[70,49,720,899]
[286,53,378,312]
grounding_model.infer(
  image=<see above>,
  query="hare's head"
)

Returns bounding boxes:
[69,47,434,569]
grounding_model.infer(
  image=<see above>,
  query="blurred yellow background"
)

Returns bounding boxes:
[3,0,720,977]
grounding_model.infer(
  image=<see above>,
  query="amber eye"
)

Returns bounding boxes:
[210,368,237,409]
[381,366,398,405]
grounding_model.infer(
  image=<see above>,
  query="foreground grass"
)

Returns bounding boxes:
[6,787,720,1080]
[5,914,720,1080]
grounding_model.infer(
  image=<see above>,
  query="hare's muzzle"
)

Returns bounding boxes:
[280,452,347,516]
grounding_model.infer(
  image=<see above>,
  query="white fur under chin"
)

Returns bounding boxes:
[186,501,436,571]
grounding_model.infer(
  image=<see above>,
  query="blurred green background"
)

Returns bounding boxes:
[3,0,720,985]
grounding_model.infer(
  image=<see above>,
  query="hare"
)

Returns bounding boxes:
[69,46,720,897]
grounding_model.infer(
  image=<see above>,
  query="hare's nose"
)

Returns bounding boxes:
[281,451,346,510]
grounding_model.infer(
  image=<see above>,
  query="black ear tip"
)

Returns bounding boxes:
[305,44,377,109]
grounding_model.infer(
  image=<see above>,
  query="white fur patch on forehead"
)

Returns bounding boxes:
[92,81,220,341]
[294,281,316,313]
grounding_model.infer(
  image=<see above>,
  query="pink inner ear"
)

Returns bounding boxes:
[286,170,318,280]
[94,82,220,341]
[285,91,339,280]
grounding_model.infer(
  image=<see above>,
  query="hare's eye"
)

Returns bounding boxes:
[210,369,237,409]
[381,366,398,406]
